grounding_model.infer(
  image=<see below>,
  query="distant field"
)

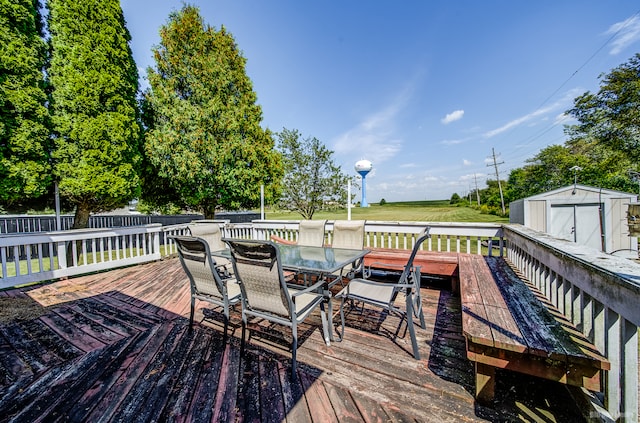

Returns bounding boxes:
[263,200,509,223]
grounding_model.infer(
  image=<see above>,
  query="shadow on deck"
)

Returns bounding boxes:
[0,258,586,422]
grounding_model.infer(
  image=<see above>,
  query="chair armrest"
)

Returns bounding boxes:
[346,278,409,288]
[291,279,326,296]
[341,278,415,293]
[270,235,297,245]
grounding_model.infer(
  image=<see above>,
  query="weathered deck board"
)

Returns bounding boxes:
[0,258,589,422]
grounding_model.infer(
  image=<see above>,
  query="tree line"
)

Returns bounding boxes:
[1,1,350,226]
[452,53,640,215]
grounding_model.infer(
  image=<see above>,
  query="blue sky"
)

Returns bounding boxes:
[121,1,640,202]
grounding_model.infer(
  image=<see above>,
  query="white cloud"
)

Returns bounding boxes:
[607,15,640,55]
[483,90,578,138]
[483,105,554,138]
[463,159,472,166]
[441,109,464,124]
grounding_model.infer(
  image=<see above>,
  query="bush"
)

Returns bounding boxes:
[379,198,387,205]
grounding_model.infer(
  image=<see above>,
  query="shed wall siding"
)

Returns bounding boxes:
[528,201,546,232]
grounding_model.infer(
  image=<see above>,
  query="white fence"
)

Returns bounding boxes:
[222,220,505,255]
[504,224,640,422]
[0,224,164,289]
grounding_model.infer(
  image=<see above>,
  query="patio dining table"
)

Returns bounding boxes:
[212,243,369,280]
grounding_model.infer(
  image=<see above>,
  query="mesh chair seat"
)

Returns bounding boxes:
[340,280,396,308]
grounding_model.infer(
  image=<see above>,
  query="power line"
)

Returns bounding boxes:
[532,9,640,113]
[501,8,640,164]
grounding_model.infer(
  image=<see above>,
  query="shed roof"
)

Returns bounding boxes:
[520,184,637,201]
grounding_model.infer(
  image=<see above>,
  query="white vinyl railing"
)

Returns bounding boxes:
[224,220,505,255]
[504,224,640,422]
[0,224,163,289]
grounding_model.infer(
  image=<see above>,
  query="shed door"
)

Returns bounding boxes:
[549,204,603,251]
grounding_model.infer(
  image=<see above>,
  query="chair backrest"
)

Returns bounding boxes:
[188,223,226,252]
[297,220,326,247]
[171,236,226,299]
[331,220,365,249]
[399,227,431,285]
[225,239,291,317]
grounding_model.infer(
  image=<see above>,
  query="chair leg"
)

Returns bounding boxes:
[416,296,426,329]
[319,301,330,345]
[189,297,195,331]
[337,296,346,342]
[291,323,298,381]
[405,294,420,360]
[223,314,229,344]
[240,318,247,357]
[327,297,334,342]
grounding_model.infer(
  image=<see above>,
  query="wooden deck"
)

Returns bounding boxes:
[0,257,589,422]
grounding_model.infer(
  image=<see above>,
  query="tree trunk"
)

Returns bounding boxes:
[66,202,92,266]
[202,202,216,220]
[72,203,92,229]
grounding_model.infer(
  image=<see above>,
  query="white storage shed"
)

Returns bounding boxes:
[509,184,638,253]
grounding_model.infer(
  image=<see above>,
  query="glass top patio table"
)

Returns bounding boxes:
[212,243,369,275]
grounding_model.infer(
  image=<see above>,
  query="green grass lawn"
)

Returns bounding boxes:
[262,200,509,223]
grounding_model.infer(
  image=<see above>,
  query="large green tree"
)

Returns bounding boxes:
[143,5,281,218]
[0,0,51,206]
[567,53,640,161]
[277,128,353,219]
[47,0,142,228]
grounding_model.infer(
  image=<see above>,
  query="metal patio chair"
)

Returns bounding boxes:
[188,221,233,276]
[273,219,327,284]
[270,219,327,247]
[335,227,430,359]
[296,219,327,247]
[328,220,366,286]
[224,238,331,380]
[171,235,241,341]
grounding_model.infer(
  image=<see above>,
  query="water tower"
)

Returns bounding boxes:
[354,159,373,207]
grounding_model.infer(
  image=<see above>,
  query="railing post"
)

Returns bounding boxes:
[57,241,67,269]
[153,228,160,255]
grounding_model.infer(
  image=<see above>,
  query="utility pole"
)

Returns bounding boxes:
[488,148,506,215]
[474,174,480,206]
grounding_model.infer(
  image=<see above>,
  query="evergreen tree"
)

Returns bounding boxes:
[47,0,141,228]
[0,0,51,206]
[143,5,281,218]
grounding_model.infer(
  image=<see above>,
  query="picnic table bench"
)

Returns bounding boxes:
[458,253,610,403]
[347,246,610,405]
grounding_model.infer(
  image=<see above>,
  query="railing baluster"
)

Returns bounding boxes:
[606,307,622,419]
[623,319,638,421]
